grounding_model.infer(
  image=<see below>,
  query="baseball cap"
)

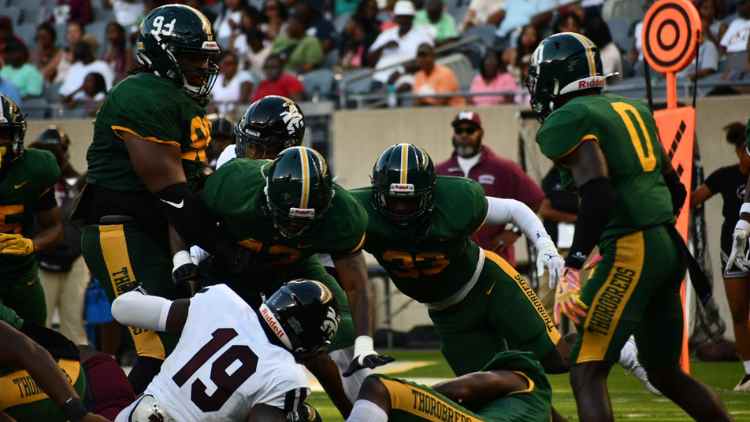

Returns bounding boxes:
[394,0,416,16]
[451,111,482,129]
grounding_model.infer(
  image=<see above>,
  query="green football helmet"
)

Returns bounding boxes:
[371,143,436,227]
[263,146,333,238]
[527,32,605,121]
[0,95,26,171]
[136,4,221,103]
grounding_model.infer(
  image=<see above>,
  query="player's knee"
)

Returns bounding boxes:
[570,362,608,391]
[358,375,389,402]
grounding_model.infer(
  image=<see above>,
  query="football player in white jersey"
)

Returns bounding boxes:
[111,279,339,422]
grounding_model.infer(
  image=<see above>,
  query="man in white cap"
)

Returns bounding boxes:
[367,0,435,90]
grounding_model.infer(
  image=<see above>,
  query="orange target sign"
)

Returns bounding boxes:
[642,0,701,74]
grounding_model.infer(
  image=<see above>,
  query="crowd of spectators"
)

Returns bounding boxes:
[0,0,749,115]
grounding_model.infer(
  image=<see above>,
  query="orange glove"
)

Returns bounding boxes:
[0,233,34,256]
[553,267,588,325]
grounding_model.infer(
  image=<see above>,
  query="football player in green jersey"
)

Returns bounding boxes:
[529,32,730,422]
[351,144,566,374]
[77,4,252,394]
[347,351,551,422]
[194,146,392,416]
[0,95,63,327]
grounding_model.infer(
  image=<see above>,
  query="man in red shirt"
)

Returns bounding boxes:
[435,111,545,265]
[251,54,304,102]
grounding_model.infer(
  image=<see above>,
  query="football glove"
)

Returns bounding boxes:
[554,267,588,325]
[343,335,395,377]
[536,237,565,289]
[0,233,34,256]
[726,219,750,272]
[172,251,200,296]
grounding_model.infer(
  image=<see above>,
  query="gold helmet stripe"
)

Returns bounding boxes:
[299,147,311,209]
[399,143,409,185]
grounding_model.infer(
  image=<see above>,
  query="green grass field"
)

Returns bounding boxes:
[309,350,750,421]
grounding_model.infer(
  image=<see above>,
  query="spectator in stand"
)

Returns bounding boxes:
[340,18,370,69]
[295,0,337,54]
[228,6,263,57]
[55,0,94,26]
[211,51,255,113]
[700,0,728,47]
[678,27,719,80]
[33,23,61,83]
[469,49,518,106]
[583,10,623,77]
[261,0,288,40]
[215,0,246,40]
[251,53,304,101]
[0,76,22,106]
[242,29,273,77]
[30,127,89,346]
[109,0,145,31]
[207,116,235,169]
[507,24,539,84]
[435,111,545,265]
[691,122,750,392]
[461,0,505,31]
[495,0,556,43]
[0,41,43,98]
[720,0,750,55]
[413,42,465,106]
[351,0,382,58]
[414,0,459,43]
[368,1,435,89]
[63,71,107,116]
[272,10,323,73]
[555,10,583,34]
[51,20,85,85]
[59,41,114,97]
[102,22,133,84]
[0,17,24,62]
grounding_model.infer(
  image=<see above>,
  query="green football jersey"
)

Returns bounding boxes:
[536,94,674,240]
[351,176,488,304]
[0,149,60,281]
[201,158,368,269]
[86,72,211,191]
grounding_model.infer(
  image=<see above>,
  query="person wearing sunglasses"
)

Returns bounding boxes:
[435,111,545,266]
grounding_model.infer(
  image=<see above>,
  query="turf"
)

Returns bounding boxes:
[309,350,750,421]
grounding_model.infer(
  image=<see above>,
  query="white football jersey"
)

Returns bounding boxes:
[143,284,309,422]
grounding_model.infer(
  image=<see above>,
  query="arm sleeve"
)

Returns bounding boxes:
[485,197,551,246]
[111,290,173,332]
[565,177,616,268]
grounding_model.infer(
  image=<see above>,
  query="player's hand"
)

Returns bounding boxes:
[727,220,750,272]
[172,251,200,295]
[554,267,588,325]
[536,237,564,289]
[0,233,34,256]
[343,336,395,377]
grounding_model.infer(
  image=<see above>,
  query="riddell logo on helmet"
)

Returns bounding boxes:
[260,305,291,349]
[578,79,604,89]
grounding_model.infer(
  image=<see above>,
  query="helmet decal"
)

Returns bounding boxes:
[281,101,304,136]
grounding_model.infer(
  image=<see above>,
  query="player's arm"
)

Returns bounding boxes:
[727,167,750,270]
[432,369,532,407]
[0,190,63,256]
[111,288,190,335]
[483,196,564,287]
[691,184,714,208]
[0,321,109,422]
[122,132,235,260]
[333,251,395,376]
[660,145,687,215]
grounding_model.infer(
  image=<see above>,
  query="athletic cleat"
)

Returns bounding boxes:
[734,374,750,392]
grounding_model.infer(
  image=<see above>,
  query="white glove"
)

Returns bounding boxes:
[726,219,750,272]
[536,237,565,289]
[343,336,394,376]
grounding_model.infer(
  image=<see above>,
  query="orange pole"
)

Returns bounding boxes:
[666,73,678,109]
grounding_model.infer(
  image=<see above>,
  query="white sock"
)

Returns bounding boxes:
[347,399,388,422]
[743,360,750,375]
[330,347,372,402]
[618,336,639,370]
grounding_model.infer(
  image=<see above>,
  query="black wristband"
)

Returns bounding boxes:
[566,177,616,269]
[564,252,587,270]
[62,397,87,422]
